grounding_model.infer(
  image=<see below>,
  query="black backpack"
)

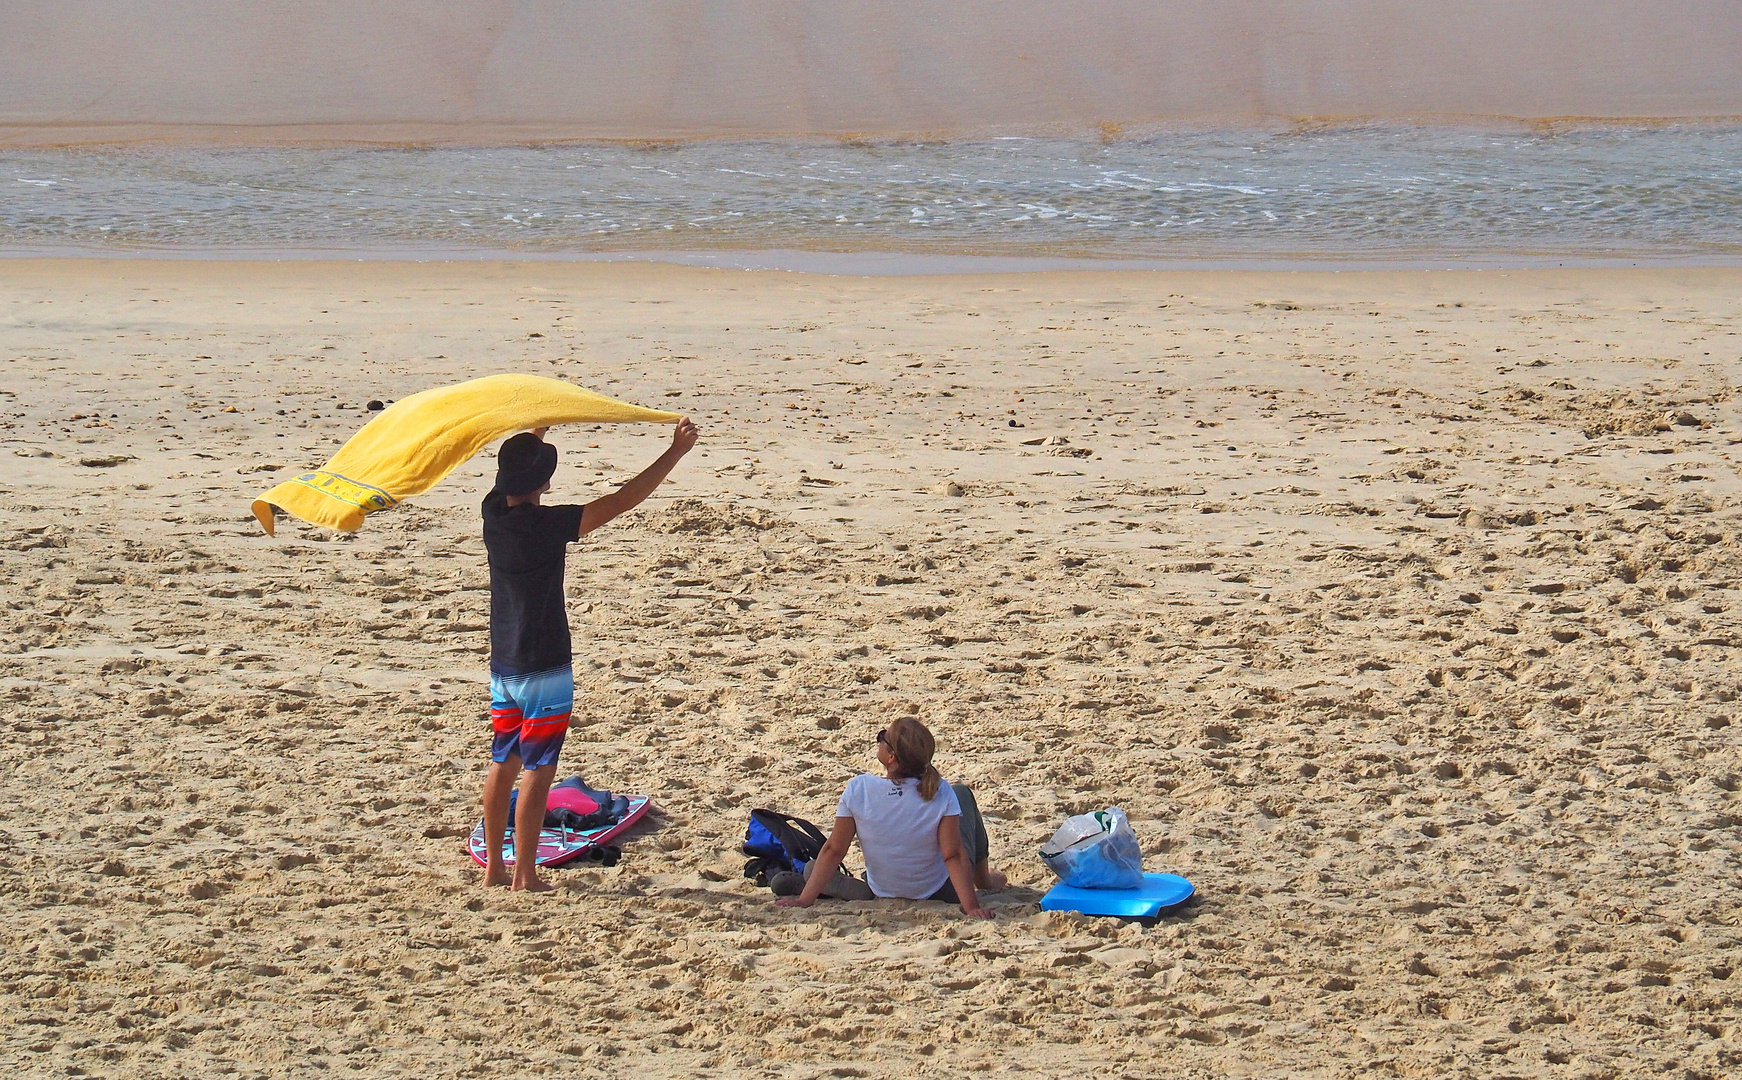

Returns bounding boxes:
[741,808,828,887]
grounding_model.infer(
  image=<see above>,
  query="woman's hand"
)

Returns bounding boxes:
[776,896,815,909]
[939,814,991,919]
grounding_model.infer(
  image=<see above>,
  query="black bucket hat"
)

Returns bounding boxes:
[495,432,557,496]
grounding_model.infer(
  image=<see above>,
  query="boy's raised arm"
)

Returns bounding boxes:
[578,417,698,537]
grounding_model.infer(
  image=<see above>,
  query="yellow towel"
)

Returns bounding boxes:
[252,374,679,535]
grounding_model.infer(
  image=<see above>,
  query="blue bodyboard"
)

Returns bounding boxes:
[1040,872,1195,919]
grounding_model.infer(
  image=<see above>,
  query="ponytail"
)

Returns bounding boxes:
[886,716,943,800]
[918,763,942,801]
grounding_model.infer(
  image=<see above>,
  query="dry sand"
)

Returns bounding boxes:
[2,259,1739,1078]
[4,1,1742,144]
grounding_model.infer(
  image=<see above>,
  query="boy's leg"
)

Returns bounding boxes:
[508,666,574,893]
[481,755,522,887]
[512,764,558,892]
[482,674,529,887]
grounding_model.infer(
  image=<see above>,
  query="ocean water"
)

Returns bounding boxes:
[4,125,1741,268]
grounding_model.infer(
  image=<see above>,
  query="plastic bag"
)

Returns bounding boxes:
[1039,807,1144,890]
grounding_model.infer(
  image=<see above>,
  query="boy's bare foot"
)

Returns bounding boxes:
[511,874,556,893]
[978,868,1009,892]
[484,866,513,888]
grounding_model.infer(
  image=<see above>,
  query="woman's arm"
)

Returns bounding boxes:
[938,814,993,919]
[777,817,856,909]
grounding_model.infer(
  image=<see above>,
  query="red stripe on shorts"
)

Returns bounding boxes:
[521,712,571,736]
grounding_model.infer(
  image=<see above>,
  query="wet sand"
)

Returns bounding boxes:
[4,1,1741,144]
[1,260,1739,1077]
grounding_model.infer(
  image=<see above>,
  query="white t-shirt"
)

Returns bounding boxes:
[835,773,962,899]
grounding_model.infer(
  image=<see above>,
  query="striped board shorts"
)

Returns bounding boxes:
[488,665,574,770]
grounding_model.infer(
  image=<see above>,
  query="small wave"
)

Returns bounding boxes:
[1,126,1739,263]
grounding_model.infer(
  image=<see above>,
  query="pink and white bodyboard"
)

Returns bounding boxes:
[468,795,651,868]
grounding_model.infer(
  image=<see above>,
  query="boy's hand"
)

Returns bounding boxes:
[530,426,549,439]
[669,417,699,458]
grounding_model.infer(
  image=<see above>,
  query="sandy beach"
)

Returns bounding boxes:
[2,259,1739,1078]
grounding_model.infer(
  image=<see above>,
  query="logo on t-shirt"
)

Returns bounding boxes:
[886,782,904,797]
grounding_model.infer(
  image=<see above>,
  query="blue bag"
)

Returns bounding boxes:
[741,808,828,886]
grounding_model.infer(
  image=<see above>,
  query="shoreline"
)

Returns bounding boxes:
[8,247,1742,276]
[7,114,1742,149]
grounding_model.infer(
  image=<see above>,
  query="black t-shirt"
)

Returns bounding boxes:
[481,490,588,676]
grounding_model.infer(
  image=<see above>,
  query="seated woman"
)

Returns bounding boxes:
[775,716,1007,919]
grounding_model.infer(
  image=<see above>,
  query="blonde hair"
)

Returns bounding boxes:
[886,716,942,800]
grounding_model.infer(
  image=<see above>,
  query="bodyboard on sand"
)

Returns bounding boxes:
[468,794,650,869]
[253,374,679,535]
[1040,872,1195,919]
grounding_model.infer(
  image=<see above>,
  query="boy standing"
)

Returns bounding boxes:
[480,418,698,890]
